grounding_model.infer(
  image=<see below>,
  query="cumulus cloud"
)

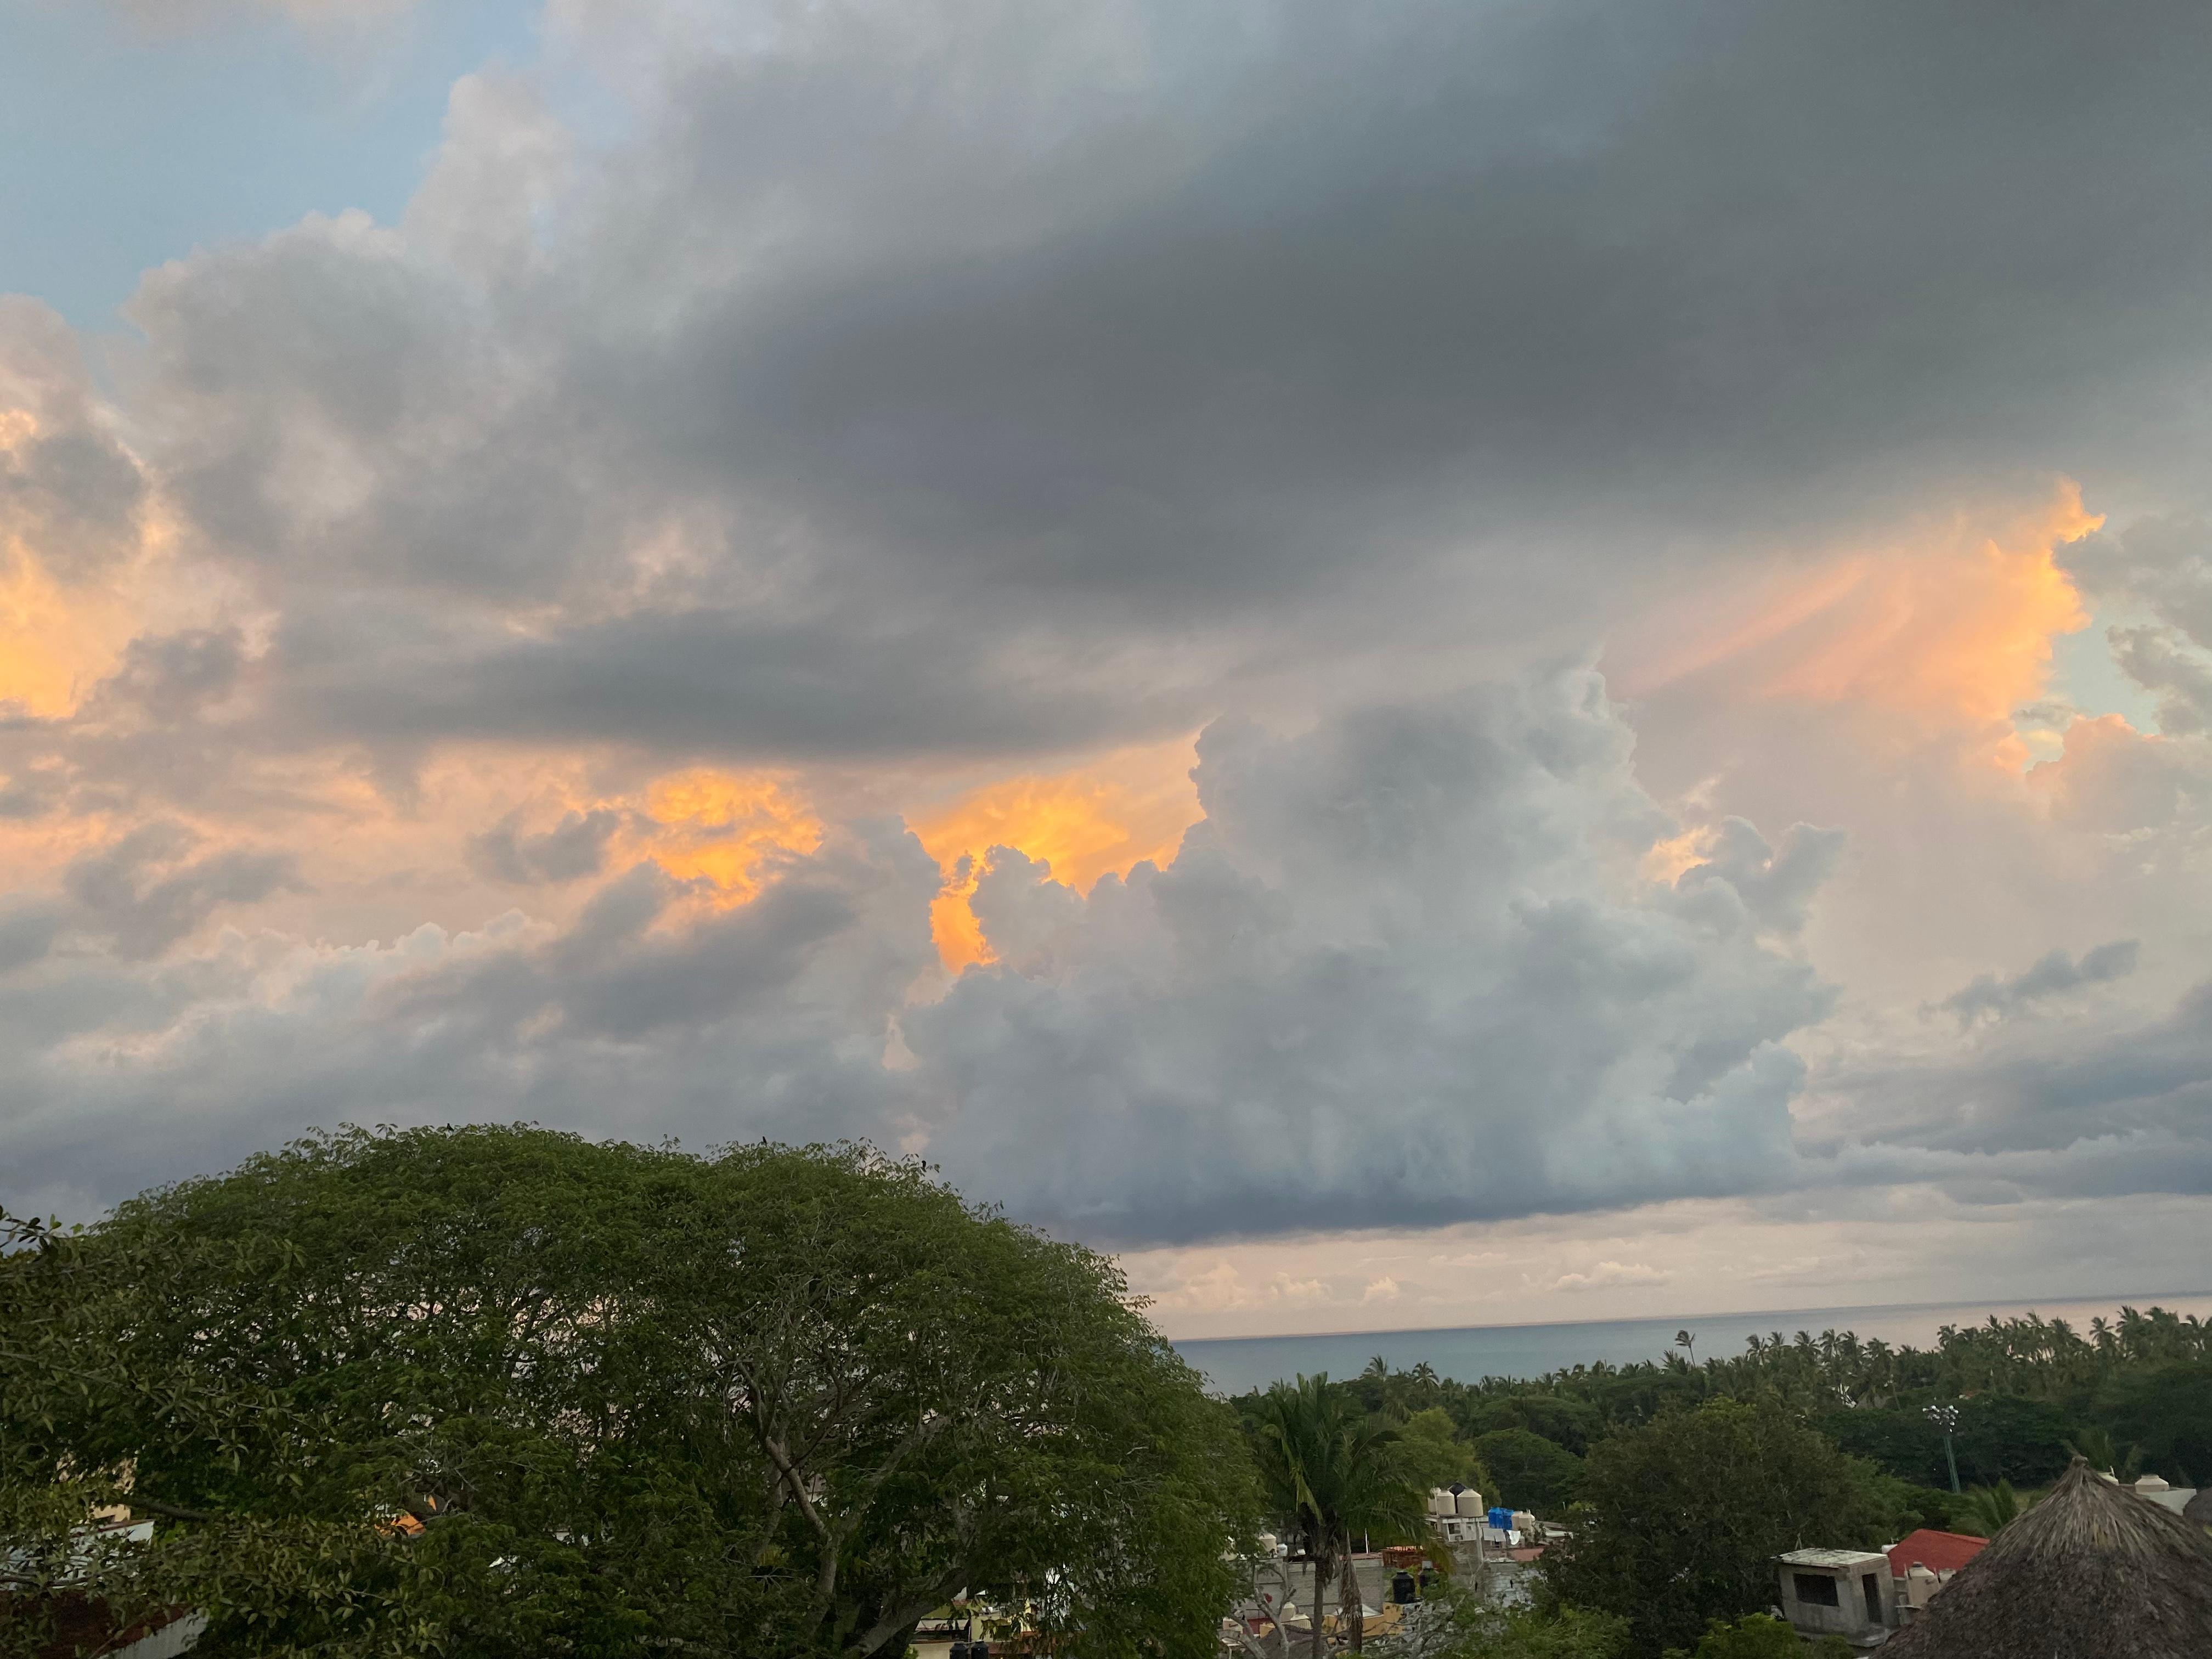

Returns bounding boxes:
[0,671,1848,1245]
[1936,940,2140,1029]
[906,669,1835,1243]
[2109,624,2212,737]
[1675,818,1845,936]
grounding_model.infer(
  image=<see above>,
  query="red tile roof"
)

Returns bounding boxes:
[1887,1528,1989,1577]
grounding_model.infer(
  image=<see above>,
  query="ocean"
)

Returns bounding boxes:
[1167,1291,2212,1395]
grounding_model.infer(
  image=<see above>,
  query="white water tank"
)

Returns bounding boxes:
[1430,1488,1454,1516]
[1511,1510,1537,1532]
[1455,1489,1484,1517]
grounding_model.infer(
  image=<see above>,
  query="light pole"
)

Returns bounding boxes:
[1925,1403,1961,1494]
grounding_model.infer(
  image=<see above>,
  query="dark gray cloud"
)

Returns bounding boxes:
[40,0,2207,773]
[1814,977,2212,1210]
[0,900,63,975]
[468,808,624,884]
[1936,939,2140,1029]
[10,1,2212,1259]
[62,822,303,958]
[0,673,1847,1240]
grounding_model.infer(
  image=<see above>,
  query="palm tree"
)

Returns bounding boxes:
[1250,1374,1428,1657]
[2065,1425,2142,1480]
[1960,1480,2025,1537]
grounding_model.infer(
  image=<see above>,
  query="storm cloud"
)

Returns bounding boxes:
[7,1,2212,1297]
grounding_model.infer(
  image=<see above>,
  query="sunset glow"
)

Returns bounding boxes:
[913,742,1201,967]
[638,771,825,904]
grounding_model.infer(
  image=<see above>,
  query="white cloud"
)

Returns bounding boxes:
[1551,1260,1671,1292]
[906,669,1836,1243]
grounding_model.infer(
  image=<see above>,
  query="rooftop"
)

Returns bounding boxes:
[1886,1528,1989,1577]
[1780,1548,1889,1570]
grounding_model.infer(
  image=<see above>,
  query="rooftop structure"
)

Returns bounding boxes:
[1884,1530,1988,1579]
[1776,1548,1891,1643]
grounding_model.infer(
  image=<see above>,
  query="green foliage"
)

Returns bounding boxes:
[1813,1406,1950,1489]
[1538,1398,1895,1657]
[1458,1394,1608,1458]
[1948,1393,2075,1487]
[2063,1424,2141,1479]
[1893,1483,1966,1532]
[1468,1429,1582,1514]
[1,1125,1257,1658]
[1248,1373,1429,1651]
[1395,1408,1492,1495]
[1386,1583,1626,1659]
[1658,1612,1849,1659]
[1957,1479,2024,1536]
[2092,1361,2212,1486]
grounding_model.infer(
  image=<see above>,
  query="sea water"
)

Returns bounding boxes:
[1169,1292,2212,1395]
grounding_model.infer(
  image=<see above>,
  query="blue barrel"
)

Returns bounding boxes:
[1487,1506,1514,1530]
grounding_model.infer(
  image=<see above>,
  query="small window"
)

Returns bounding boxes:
[1863,1572,1883,1622]
[1793,1572,1841,1607]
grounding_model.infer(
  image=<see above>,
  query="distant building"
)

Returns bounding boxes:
[1776,1548,1892,1644]
[2126,1474,2200,1518]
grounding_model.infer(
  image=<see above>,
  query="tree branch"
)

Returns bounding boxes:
[130,1498,220,1524]
[843,1567,966,1659]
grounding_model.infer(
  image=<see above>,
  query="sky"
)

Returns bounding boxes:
[4,0,2212,1340]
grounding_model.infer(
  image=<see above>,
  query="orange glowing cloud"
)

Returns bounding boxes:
[1,417,140,718]
[912,739,1202,968]
[1623,483,2098,748]
[635,770,823,904]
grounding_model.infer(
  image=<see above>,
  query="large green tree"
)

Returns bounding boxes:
[1538,1398,1899,1657]
[0,1126,1256,1658]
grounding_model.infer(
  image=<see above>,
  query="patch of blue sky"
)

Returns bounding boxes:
[0,0,545,330]
[2013,605,2165,765]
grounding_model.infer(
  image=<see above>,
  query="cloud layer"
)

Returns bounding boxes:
[6,1,2212,1308]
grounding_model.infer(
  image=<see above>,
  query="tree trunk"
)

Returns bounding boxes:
[1340,1545,1364,1653]
[1309,1544,1330,1659]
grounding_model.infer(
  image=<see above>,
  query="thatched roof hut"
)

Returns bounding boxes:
[1884,1456,2212,1657]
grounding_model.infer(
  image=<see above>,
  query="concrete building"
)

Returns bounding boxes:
[1777,1548,1893,1644]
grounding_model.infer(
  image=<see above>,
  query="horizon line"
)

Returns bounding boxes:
[1165,1288,2212,1348]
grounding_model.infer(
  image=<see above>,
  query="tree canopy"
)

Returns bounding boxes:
[1,1125,1256,1658]
[1468,1429,1583,1514]
[1538,1398,1900,1657]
